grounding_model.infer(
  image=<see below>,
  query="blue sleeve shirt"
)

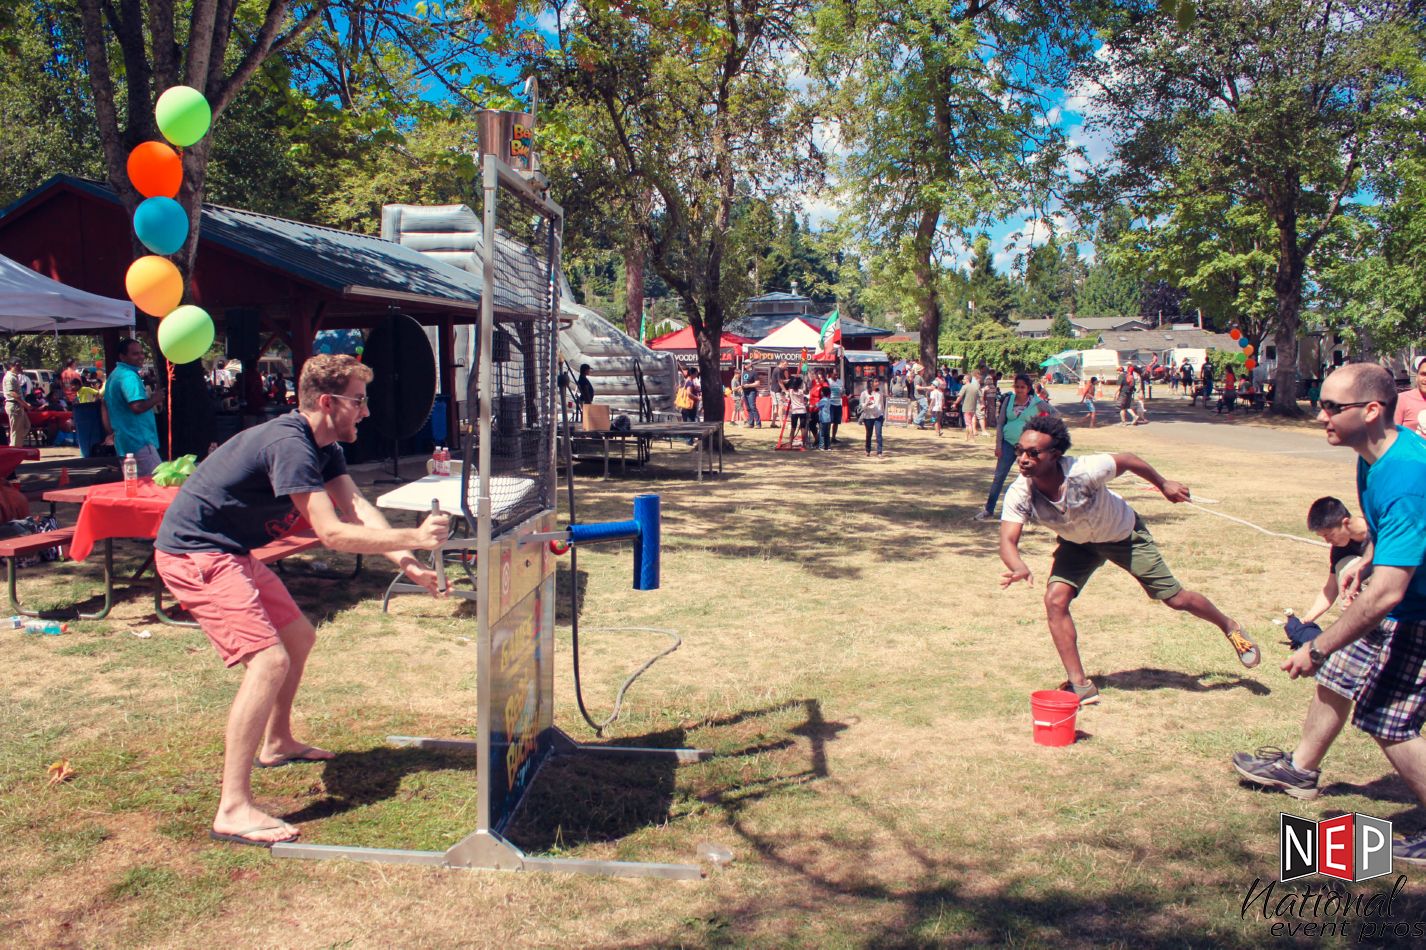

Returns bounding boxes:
[1357,428,1426,622]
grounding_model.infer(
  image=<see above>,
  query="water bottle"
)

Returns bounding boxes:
[123,452,138,497]
[438,445,450,476]
[9,616,67,635]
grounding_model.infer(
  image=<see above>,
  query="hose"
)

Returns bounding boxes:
[559,380,681,736]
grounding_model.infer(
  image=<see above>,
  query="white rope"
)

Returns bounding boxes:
[1132,484,1329,548]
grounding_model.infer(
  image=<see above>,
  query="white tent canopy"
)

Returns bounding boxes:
[0,253,134,332]
[752,317,820,349]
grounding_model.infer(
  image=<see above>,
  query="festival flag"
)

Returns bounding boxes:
[818,310,841,354]
[638,310,646,343]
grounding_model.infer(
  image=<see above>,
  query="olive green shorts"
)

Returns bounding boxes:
[1048,516,1183,601]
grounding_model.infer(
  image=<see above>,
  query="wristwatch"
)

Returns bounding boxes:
[1309,645,1329,667]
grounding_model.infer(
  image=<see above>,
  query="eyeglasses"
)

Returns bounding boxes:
[328,393,368,407]
[1319,399,1373,416]
[1012,445,1052,459]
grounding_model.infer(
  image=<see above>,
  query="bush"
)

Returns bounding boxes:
[876,337,1096,375]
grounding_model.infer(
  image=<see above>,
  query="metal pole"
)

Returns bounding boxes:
[476,154,498,834]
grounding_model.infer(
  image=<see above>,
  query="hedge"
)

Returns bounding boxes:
[875,337,1097,375]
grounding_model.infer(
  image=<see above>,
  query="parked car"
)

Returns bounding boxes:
[23,368,56,391]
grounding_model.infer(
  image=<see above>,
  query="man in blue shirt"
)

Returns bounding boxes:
[104,337,166,475]
[1232,364,1426,865]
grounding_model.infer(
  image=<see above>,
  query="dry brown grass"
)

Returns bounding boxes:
[2,407,1423,948]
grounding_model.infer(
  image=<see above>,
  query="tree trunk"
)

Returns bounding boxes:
[912,209,942,372]
[1267,202,1305,418]
[623,234,646,340]
[697,295,725,423]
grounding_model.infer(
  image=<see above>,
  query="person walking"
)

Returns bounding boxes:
[974,373,1047,522]
[929,378,946,436]
[827,371,843,443]
[1179,359,1194,400]
[104,337,167,475]
[1115,366,1137,425]
[997,413,1260,705]
[1077,376,1099,427]
[739,364,762,428]
[861,378,885,457]
[957,369,983,442]
[155,354,450,846]
[769,361,788,426]
[1230,364,1426,866]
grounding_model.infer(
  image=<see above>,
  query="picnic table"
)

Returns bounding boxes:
[42,481,353,624]
[0,446,40,480]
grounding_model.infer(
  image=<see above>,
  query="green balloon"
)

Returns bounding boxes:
[158,304,215,364]
[155,86,211,147]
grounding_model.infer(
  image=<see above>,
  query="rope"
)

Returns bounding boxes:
[1131,483,1329,548]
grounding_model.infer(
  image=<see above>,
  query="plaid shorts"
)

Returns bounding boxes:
[1318,619,1426,742]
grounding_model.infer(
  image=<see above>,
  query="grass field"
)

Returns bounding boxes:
[3,397,1424,948]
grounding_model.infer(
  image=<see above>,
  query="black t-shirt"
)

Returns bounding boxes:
[577,374,595,404]
[1330,537,1366,572]
[155,412,348,554]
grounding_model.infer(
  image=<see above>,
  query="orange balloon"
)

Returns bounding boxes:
[126,141,182,199]
[1229,328,1242,341]
[125,255,184,316]
[1243,344,1255,356]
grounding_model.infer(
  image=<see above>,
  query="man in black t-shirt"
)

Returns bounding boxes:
[155,355,450,848]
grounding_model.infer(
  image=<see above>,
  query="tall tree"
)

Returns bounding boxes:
[540,0,813,421]
[1078,0,1424,414]
[811,1,1089,372]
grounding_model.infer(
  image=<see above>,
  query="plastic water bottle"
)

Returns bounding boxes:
[123,452,138,497]
[9,616,67,635]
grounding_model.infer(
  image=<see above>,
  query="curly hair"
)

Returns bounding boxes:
[1023,412,1071,455]
[299,354,374,410]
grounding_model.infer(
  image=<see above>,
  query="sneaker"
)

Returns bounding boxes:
[1232,747,1320,800]
[1392,830,1426,866]
[1058,679,1100,706]
[972,509,994,522]
[1226,624,1261,668]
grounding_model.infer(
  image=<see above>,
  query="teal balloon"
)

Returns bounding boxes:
[1237,336,1250,348]
[155,86,211,147]
[158,305,214,365]
[134,197,188,255]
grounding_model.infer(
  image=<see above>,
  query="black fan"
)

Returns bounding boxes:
[361,311,436,479]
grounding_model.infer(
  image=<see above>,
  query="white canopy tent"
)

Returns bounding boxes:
[751,317,821,350]
[0,253,134,332]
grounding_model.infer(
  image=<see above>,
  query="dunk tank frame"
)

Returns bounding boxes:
[273,154,707,878]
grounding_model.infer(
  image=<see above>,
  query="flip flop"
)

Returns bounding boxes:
[253,745,333,769]
[209,824,298,848]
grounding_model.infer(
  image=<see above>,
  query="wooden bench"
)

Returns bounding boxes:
[0,526,79,618]
[154,531,362,626]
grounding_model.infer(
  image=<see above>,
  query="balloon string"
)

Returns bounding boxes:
[167,358,174,460]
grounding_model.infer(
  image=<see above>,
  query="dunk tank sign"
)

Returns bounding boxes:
[484,513,558,832]
[488,583,553,831]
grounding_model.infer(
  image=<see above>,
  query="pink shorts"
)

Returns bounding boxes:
[155,550,305,666]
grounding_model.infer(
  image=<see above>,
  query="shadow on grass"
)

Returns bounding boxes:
[278,747,475,824]
[1102,667,1271,696]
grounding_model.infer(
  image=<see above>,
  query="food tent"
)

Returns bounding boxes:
[646,325,752,374]
[0,253,134,332]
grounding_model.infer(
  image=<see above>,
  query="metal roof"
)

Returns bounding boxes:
[4,176,550,316]
[844,350,891,364]
[1072,316,1149,330]
[745,291,812,303]
[726,312,891,341]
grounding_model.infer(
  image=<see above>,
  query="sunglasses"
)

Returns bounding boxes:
[1012,445,1053,459]
[1319,399,1374,416]
[328,393,368,407]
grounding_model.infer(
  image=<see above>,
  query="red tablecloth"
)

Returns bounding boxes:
[69,480,180,561]
[28,409,72,428]
[0,446,40,480]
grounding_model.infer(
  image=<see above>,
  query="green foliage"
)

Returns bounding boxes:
[878,335,1093,374]
[1203,348,1247,377]
[1050,313,1074,337]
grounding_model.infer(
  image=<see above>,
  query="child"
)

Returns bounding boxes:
[929,379,946,436]
[787,377,809,447]
[1077,376,1098,427]
[1284,496,1372,646]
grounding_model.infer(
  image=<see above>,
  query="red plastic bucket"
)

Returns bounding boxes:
[1030,690,1080,747]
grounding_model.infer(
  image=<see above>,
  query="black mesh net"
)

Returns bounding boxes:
[461,174,561,537]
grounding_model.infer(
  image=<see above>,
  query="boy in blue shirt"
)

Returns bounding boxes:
[1233,364,1426,865]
